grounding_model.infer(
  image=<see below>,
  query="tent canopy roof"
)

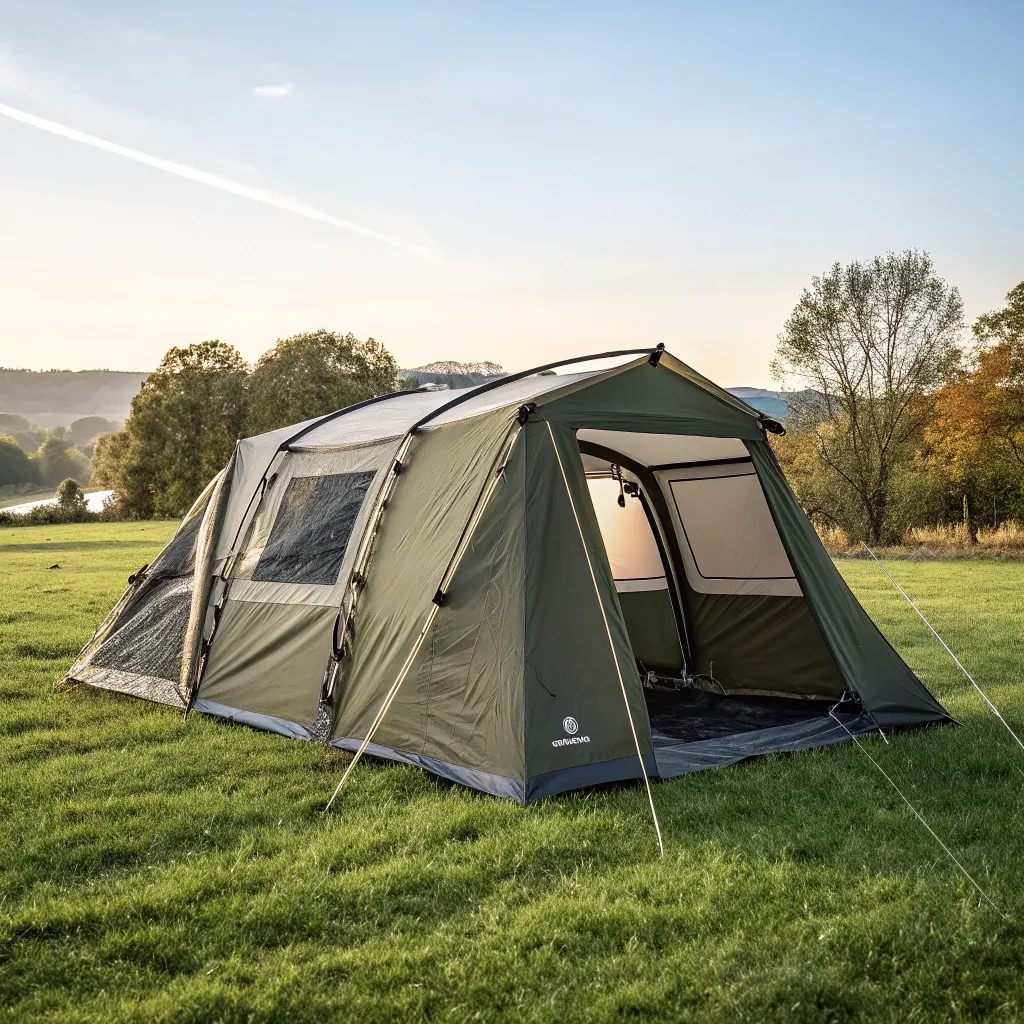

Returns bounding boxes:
[263,350,767,454]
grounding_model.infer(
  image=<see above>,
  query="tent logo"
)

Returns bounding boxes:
[552,716,589,748]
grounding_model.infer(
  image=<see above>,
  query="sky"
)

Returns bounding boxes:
[0,1,1021,386]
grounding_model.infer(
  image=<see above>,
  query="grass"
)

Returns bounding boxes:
[2,523,1024,1022]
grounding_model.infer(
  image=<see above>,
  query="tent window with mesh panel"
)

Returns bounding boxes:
[252,471,375,585]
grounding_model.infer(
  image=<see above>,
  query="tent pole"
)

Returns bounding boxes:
[546,423,665,858]
[325,421,523,810]
[862,544,1024,752]
[323,431,418,699]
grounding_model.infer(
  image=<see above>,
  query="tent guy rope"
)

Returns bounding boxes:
[862,543,1024,752]
[547,423,665,858]
[829,710,1006,918]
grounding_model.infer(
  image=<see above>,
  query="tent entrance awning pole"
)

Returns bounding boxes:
[546,422,664,858]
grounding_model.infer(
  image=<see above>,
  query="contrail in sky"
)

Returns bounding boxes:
[0,102,434,259]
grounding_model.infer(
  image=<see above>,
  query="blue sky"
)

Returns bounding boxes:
[1,1,1021,384]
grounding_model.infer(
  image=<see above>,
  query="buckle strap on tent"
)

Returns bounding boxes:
[648,342,665,366]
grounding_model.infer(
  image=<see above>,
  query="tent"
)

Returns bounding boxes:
[65,348,951,803]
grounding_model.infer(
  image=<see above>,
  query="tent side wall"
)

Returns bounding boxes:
[331,409,529,797]
[748,441,950,726]
[523,420,655,801]
[195,440,400,727]
[62,473,229,706]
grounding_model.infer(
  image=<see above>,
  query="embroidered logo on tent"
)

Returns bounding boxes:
[552,716,590,748]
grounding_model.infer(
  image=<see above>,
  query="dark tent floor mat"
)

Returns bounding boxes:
[645,687,838,745]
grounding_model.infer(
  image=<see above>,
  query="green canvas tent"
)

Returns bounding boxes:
[66,348,950,802]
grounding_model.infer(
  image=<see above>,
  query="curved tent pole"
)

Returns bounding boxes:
[282,384,437,451]
[407,347,664,434]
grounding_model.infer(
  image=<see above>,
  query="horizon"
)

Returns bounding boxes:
[1,2,1022,388]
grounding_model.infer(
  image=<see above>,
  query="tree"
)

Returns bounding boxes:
[0,413,33,434]
[94,341,249,518]
[773,251,963,544]
[924,281,1024,527]
[246,330,402,435]
[56,477,88,517]
[35,428,91,488]
[0,435,39,487]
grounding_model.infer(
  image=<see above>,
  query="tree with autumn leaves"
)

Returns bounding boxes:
[924,283,1024,537]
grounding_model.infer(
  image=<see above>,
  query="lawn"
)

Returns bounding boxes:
[2,523,1023,1023]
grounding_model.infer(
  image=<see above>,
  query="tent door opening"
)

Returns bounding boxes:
[582,440,845,752]
[584,472,686,678]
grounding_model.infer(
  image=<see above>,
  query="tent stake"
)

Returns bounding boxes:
[862,544,1024,752]
[547,423,665,858]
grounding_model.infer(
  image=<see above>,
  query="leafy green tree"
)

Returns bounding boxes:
[246,330,402,435]
[94,341,249,518]
[35,428,90,488]
[773,251,963,544]
[0,435,39,486]
[0,414,45,454]
[56,478,88,518]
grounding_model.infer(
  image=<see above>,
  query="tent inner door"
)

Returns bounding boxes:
[585,474,685,675]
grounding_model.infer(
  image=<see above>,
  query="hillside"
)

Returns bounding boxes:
[0,369,146,427]
[0,365,805,428]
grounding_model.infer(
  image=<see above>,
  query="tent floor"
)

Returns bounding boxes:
[645,687,838,746]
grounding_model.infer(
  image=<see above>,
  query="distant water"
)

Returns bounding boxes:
[5,490,114,515]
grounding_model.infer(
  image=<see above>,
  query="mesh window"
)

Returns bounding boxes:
[669,473,795,580]
[252,471,374,585]
[89,577,192,681]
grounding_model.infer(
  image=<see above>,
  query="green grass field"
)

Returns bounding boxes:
[2,523,1024,1022]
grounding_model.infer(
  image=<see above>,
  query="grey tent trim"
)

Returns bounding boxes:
[652,712,878,776]
[330,736,526,802]
[194,699,316,741]
[66,349,951,803]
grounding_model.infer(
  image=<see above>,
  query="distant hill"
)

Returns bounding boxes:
[727,387,790,419]
[0,363,809,429]
[0,369,145,428]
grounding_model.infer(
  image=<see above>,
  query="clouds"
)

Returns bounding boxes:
[253,83,294,98]
[0,102,436,260]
